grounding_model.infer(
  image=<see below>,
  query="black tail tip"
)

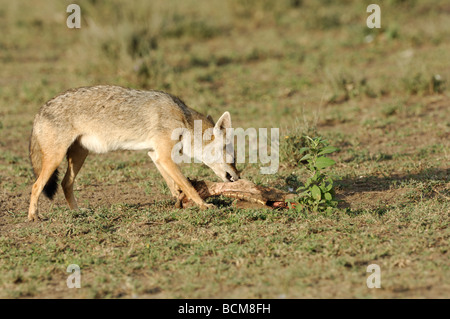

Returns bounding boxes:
[43,169,59,200]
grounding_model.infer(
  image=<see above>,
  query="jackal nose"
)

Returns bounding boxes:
[225,171,239,182]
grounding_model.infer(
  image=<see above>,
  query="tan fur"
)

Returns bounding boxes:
[28,85,239,221]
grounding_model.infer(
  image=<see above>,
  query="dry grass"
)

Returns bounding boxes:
[0,0,449,298]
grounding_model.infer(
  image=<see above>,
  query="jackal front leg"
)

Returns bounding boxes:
[147,150,215,209]
[148,154,184,208]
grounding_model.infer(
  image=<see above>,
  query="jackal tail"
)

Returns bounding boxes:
[29,130,59,200]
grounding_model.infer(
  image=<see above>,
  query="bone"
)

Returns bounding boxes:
[180,179,297,209]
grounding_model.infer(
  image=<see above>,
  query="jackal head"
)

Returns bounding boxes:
[203,112,240,183]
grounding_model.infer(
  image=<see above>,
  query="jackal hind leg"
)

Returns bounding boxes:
[62,141,89,210]
[28,150,67,222]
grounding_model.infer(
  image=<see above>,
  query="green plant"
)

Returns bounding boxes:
[288,136,339,213]
[280,118,318,167]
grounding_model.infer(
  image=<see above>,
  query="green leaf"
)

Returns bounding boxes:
[315,156,335,169]
[299,147,309,154]
[311,185,321,201]
[299,154,311,161]
[318,146,339,155]
[326,182,333,191]
[304,178,312,187]
[324,192,333,201]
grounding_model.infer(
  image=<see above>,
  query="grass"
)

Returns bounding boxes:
[0,0,449,298]
[1,200,447,298]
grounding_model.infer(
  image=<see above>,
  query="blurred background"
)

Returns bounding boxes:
[1,0,448,127]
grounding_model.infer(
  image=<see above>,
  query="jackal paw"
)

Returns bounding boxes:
[27,214,40,222]
[175,192,187,209]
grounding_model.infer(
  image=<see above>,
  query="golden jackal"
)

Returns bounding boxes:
[28,85,239,221]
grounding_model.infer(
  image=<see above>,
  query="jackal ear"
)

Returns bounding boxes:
[206,114,215,125]
[215,111,232,131]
